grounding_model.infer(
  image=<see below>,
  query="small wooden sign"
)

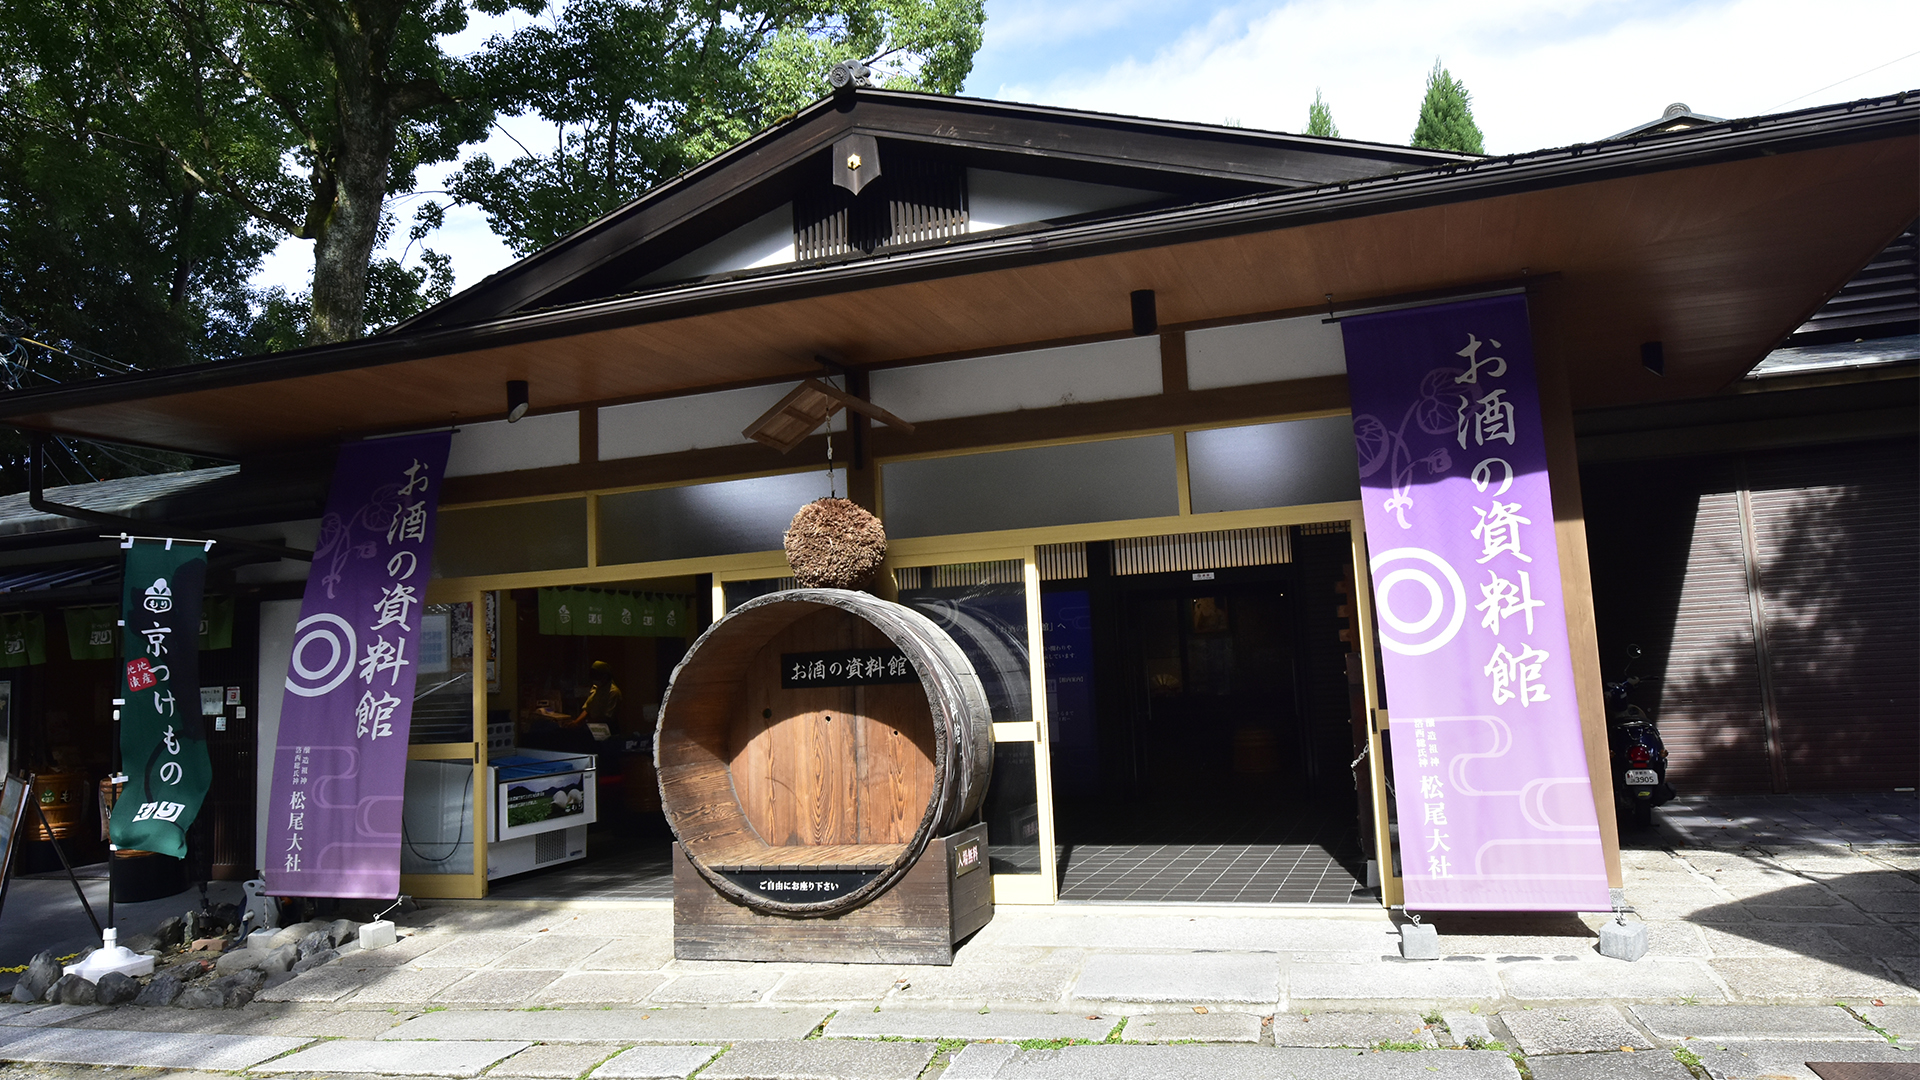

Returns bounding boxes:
[780,649,916,688]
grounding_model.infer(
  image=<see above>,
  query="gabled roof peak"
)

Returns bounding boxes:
[398,87,1478,332]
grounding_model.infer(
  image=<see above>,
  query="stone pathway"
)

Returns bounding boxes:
[0,793,1909,1079]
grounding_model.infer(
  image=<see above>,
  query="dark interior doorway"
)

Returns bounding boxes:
[1044,531,1370,903]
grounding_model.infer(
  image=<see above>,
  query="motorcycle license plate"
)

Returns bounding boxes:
[1625,769,1659,786]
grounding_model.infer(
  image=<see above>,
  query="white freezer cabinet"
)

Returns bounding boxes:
[487,750,597,843]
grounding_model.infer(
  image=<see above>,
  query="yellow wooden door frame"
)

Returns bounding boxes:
[880,543,1056,905]
[402,587,490,899]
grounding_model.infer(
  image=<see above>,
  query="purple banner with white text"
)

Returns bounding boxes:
[264,432,452,898]
[1342,295,1608,911]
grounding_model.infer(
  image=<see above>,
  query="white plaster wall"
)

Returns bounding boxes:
[445,412,579,477]
[636,204,795,285]
[254,597,300,872]
[1184,315,1349,390]
[600,382,845,462]
[868,336,1162,423]
[967,170,1162,232]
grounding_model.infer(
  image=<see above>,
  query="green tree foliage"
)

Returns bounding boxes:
[0,0,497,350]
[1306,88,1339,139]
[449,0,987,257]
[1410,59,1485,154]
[0,0,276,370]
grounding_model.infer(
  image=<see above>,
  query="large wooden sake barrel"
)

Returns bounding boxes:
[656,588,993,917]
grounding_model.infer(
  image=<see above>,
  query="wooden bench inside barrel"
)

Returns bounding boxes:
[657,589,993,964]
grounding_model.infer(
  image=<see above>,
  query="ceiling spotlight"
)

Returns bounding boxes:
[506,380,530,422]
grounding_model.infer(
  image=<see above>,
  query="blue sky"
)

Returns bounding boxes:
[252,0,1920,300]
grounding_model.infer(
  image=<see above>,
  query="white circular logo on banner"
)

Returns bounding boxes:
[286,613,356,698]
[1370,547,1467,656]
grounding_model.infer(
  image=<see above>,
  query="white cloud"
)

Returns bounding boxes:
[988,0,1920,153]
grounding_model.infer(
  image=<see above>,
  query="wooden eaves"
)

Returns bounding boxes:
[0,90,1912,460]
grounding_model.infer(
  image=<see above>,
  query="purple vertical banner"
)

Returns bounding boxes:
[265,432,453,898]
[1341,295,1608,911]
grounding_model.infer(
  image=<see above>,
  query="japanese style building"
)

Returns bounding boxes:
[0,83,1912,907]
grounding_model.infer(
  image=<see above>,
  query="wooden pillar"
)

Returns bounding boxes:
[1533,345,1624,890]
[844,369,878,513]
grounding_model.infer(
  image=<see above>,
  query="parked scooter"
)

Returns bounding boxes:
[1605,645,1675,827]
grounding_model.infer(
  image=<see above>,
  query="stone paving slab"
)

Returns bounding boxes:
[341,965,473,1002]
[825,1007,1117,1041]
[580,939,677,971]
[588,1044,723,1079]
[1524,1050,1698,1080]
[1709,958,1919,1003]
[64,1005,257,1034]
[693,1038,936,1080]
[0,1004,105,1027]
[255,966,377,1003]
[253,1037,529,1075]
[650,969,784,1004]
[435,968,567,1003]
[766,965,908,1002]
[1500,1005,1651,1055]
[1269,1011,1437,1048]
[244,1009,406,1039]
[1121,1011,1265,1043]
[532,971,671,1003]
[985,913,1397,955]
[1288,959,1502,1004]
[410,933,536,968]
[0,1027,309,1070]
[1497,960,1726,1002]
[488,1041,622,1078]
[1073,952,1281,1004]
[980,1045,1520,1080]
[892,960,1080,1004]
[1860,1005,1920,1041]
[1629,1005,1879,1041]
[1440,1010,1492,1047]
[1688,1039,1916,1080]
[495,935,615,970]
[945,1043,1021,1079]
[380,1006,829,1043]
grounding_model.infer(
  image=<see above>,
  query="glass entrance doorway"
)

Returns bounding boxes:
[481,576,699,900]
[1042,525,1373,904]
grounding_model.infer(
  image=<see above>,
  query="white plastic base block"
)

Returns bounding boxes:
[64,928,156,983]
[358,919,397,951]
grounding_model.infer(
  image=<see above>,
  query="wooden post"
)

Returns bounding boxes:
[1533,344,1624,890]
[845,370,878,513]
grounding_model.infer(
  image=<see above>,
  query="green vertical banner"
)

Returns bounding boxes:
[109,541,212,858]
[0,612,46,666]
[64,606,118,660]
[198,595,234,651]
[663,597,690,637]
[609,592,638,636]
[579,591,608,636]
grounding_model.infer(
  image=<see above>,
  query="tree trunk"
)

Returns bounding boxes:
[305,3,398,346]
[168,190,196,310]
